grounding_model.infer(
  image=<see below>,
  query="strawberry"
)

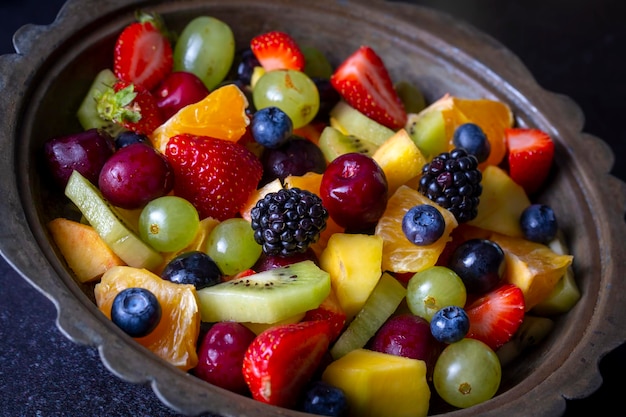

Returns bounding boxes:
[330,45,407,130]
[95,80,164,135]
[250,31,305,72]
[242,320,331,408]
[303,290,346,341]
[113,12,173,91]
[505,127,555,195]
[465,283,525,351]
[164,134,263,221]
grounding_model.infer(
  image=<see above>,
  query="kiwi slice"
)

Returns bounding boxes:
[196,260,331,324]
[318,126,379,162]
[64,171,163,270]
[330,272,406,359]
[497,315,554,366]
[330,101,395,146]
[405,110,447,160]
[76,68,125,137]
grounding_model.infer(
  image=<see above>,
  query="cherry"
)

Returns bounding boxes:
[153,71,210,120]
[194,321,257,394]
[98,143,174,209]
[320,152,388,231]
[44,128,115,188]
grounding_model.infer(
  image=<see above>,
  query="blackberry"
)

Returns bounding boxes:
[418,148,482,223]
[250,188,328,257]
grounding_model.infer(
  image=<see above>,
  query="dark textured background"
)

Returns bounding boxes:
[1,0,624,416]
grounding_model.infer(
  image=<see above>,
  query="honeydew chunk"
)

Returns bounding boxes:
[322,348,430,417]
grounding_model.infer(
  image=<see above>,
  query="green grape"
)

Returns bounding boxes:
[206,218,262,276]
[173,16,235,90]
[301,45,333,79]
[253,69,320,129]
[433,338,501,408]
[406,266,467,322]
[139,196,200,253]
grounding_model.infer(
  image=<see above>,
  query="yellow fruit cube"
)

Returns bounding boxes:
[322,349,430,417]
[468,165,530,237]
[489,233,574,310]
[372,128,427,194]
[320,233,383,321]
[48,217,125,282]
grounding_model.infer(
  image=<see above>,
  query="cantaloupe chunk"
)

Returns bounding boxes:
[48,217,125,282]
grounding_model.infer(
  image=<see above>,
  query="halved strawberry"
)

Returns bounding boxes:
[114,12,173,91]
[330,46,407,130]
[303,290,346,342]
[505,127,555,195]
[95,80,164,135]
[250,31,305,72]
[242,320,331,408]
[465,283,525,351]
[165,134,263,221]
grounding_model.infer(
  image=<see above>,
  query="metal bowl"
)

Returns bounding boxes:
[1,0,625,416]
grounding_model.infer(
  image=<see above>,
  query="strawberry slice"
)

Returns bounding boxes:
[465,283,525,351]
[95,80,164,135]
[242,320,331,408]
[330,45,407,130]
[505,127,555,195]
[303,290,346,342]
[165,134,263,221]
[250,31,305,72]
[114,12,173,91]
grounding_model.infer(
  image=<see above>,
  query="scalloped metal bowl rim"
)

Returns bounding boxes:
[1,0,625,416]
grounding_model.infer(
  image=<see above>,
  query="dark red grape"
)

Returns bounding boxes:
[98,143,174,209]
[253,248,319,272]
[44,128,115,188]
[260,137,326,184]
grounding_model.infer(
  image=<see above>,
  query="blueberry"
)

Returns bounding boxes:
[236,48,261,86]
[448,239,505,294]
[114,131,150,149]
[520,204,558,244]
[111,288,161,338]
[402,204,445,246]
[313,77,341,121]
[251,106,293,149]
[298,380,349,417]
[161,251,222,290]
[452,123,491,163]
[430,305,470,343]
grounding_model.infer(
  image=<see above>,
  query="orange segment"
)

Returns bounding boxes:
[442,97,514,168]
[150,84,250,153]
[94,266,200,371]
[375,185,457,273]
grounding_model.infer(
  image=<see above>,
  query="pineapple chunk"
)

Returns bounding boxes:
[372,128,427,194]
[320,233,384,321]
[322,349,430,417]
[468,165,531,237]
[48,218,125,282]
[489,233,573,310]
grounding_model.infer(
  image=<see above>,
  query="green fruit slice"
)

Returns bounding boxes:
[405,110,447,160]
[64,171,163,270]
[318,126,379,162]
[395,81,426,114]
[197,260,331,323]
[76,69,125,137]
[330,101,395,146]
[496,315,554,366]
[330,272,406,359]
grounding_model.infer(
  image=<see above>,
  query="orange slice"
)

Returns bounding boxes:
[94,266,200,371]
[375,185,457,273]
[150,84,250,153]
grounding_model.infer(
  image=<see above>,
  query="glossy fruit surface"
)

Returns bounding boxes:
[161,251,222,290]
[406,266,467,322]
[505,127,554,195]
[110,287,162,338]
[250,31,305,72]
[320,152,388,231]
[402,204,446,246]
[430,305,470,343]
[139,196,200,253]
[447,238,505,294]
[44,128,115,188]
[433,338,501,408]
[206,218,262,276]
[154,71,210,120]
[98,142,174,209]
[252,248,318,272]
[452,122,490,163]
[261,137,326,184]
[195,321,257,394]
[298,380,349,417]
[520,204,558,244]
[114,131,149,149]
[250,106,293,148]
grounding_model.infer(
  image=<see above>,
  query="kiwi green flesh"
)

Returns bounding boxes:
[319,126,379,162]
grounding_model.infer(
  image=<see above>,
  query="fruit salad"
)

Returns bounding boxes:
[43,10,578,417]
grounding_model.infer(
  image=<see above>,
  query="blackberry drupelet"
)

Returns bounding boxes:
[250,188,328,256]
[418,148,482,223]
